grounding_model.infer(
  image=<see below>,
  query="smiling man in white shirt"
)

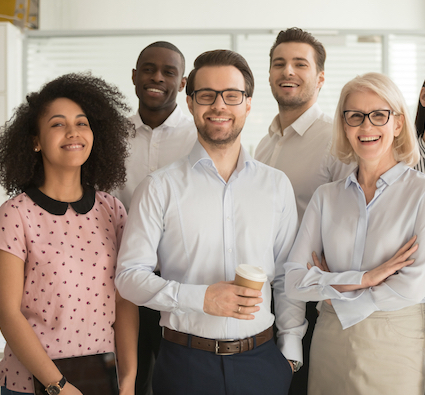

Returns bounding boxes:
[114,41,197,395]
[254,28,353,395]
[116,49,301,395]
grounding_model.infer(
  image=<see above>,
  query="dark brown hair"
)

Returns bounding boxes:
[186,49,254,98]
[269,27,326,73]
[0,72,133,196]
[415,80,425,137]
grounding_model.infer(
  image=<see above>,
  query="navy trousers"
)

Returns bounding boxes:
[152,338,293,395]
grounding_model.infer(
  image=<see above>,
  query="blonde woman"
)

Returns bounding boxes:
[284,72,425,395]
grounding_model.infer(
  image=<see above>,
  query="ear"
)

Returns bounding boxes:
[33,136,41,152]
[420,87,425,107]
[317,71,325,90]
[179,77,187,92]
[394,114,404,137]
[132,69,136,86]
[187,95,194,115]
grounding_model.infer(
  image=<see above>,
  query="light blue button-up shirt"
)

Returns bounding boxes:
[116,140,303,361]
[285,162,425,329]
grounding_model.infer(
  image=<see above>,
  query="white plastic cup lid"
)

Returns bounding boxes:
[235,264,267,282]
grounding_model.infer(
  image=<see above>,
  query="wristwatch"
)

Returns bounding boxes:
[45,375,67,395]
[289,360,302,372]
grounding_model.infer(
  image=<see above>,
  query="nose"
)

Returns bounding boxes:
[211,92,227,110]
[282,64,295,77]
[151,69,164,82]
[360,115,373,129]
[65,124,79,138]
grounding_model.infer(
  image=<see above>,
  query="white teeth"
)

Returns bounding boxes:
[359,136,380,142]
[147,88,164,93]
[210,118,229,122]
[280,83,297,87]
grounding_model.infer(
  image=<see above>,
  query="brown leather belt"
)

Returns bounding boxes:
[163,326,273,355]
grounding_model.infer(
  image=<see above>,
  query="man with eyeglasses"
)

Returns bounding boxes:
[114,41,197,395]
[255,28,354,395]
[116,49,301,395]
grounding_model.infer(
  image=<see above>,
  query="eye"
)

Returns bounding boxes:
[349,112,363,119]
[296,63,307,67]
[165,70,175,76]
[199,92,215,100]
[51,122,64,127]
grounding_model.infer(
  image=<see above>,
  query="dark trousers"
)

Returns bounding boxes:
[135,306,162,395]
[288,301,318,395]
[152,337,293,395]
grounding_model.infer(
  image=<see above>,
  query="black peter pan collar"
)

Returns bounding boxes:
[25,186,96,216]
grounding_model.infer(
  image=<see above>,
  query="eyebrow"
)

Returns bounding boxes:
[48,114,87,122]
[272,56,310,64]
[141,62,179,71]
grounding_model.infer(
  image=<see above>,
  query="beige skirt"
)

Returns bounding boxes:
[308,303,425,395]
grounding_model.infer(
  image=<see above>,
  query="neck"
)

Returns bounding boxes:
[198,135,241,183]
[39,168,83,202]
[277,101,315,132]
[138,103,177,129]
[357,157,397,204]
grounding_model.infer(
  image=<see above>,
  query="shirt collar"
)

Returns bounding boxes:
[268,102,322,137]
[131,105,184,131]
[25,185,96,215]
[345,162,409,189]
[188,140,255,175]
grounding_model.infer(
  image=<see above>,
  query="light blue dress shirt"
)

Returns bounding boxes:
[284,162,425,329]
[116,140,303,361]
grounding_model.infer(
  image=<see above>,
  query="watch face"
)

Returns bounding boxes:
[46,384,61,395]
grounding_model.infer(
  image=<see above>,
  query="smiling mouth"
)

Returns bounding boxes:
[208,117,231,123]
[146,88,165,94]
[279,82,299,88]
[62,144,85,150]
[359,136,381,142]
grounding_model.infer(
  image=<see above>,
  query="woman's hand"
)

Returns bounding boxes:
[61,382,83,395]
[307,236,418,294]
[362,235,418,288]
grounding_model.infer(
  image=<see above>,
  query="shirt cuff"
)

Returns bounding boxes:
[177,283,209,314]
[277,333,303,364]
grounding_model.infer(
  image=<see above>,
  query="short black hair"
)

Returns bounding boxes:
[0,72,133,196]
[269,27,326,73]
[186,49,254,98]
[136,41,186,75]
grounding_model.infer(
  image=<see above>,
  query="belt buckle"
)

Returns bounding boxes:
[215,338,235,356]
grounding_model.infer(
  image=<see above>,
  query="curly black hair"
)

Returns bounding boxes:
[0,73,134,196]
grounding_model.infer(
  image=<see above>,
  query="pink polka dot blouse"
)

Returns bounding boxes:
[0,187,126,393]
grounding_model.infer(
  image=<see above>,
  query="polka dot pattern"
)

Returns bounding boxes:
[0,192,126,393]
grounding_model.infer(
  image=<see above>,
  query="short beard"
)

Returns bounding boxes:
[196,124,243,148]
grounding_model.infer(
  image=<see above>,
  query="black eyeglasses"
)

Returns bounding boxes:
[191,89,246,106]
[343,109,397,127]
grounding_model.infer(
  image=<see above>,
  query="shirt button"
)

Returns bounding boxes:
[228,248,232,253]
[153,143,159,148]
[226,217,231,221]
[150,167,156,172]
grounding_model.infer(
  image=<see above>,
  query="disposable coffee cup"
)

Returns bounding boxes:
[234,264,267,290]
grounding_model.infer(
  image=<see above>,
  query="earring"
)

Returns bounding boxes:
[34,148,39,152]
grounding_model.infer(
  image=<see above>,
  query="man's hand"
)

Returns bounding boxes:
[203,281,263,320]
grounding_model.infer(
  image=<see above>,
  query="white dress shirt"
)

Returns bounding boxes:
[255,103,354,220]
[284,162,425,330]
[114,105,197,210]
[116,140,304,362]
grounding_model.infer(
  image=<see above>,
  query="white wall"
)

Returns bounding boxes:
[39,0,425,31]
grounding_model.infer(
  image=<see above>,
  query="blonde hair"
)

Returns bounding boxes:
[332,72,419,167]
